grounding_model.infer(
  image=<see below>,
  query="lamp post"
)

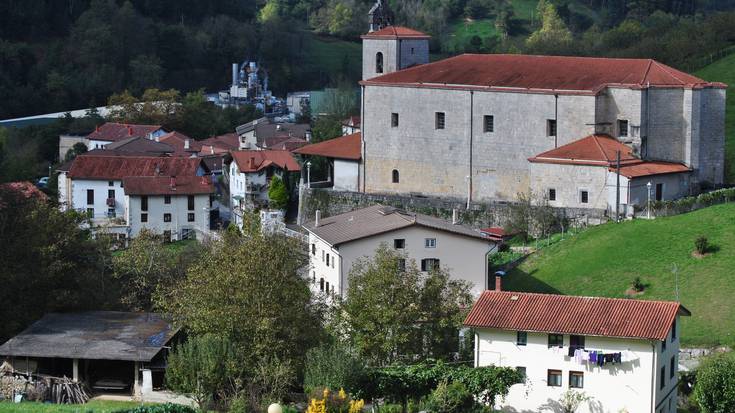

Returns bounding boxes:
[306,161,312,188]
[646,181,652,220]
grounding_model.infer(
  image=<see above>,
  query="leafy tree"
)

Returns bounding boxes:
[694,353,735,413]
[340,245,472,366]
[268,175,290,210]
[64,142,89,162]
[304,342,366,394]
[427,380,476,413]
[526,3,573,53]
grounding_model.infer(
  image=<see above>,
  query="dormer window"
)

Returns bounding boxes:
[376,52,384,74]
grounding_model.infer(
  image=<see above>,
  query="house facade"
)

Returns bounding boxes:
[465,289,690,413]
[235,117,311,150]
[358,26,726,208]
[293,132,362,191]
[302,205,496,298]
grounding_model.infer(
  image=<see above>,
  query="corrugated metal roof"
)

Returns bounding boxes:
[0,312,179,362]
[464,291,690,341]
[303,204,490,246]
[293,132,361,160]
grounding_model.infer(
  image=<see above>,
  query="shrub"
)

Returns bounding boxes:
[304,342,366,394]
[268,176,289,210]
[114,403,198,413]
[306,387,365,413]
[694,353,735,413]
[427,380,475,413]
[695,236,709,255]
[632,277,645,292]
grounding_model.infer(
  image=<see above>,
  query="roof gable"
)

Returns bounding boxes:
[529,134,638,166]
[293,132,362,160]
[464,291,689,341]
[231,150,301,173]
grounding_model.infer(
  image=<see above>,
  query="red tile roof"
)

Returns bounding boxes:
[123,176,214,196]
[158,131,201,155]
[87,123,163,142]
[613,161,690,178]
[293,132,361,160]
[201,133,240,151]
[68,155,203,180]
[343,116,361,127]
[361,54,725,93]
[231,150,301,173]
[464,291,690,341]
[529,134,639,166]
[361,26,430,39]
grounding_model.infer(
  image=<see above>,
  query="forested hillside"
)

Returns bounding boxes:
[2,0,735,120]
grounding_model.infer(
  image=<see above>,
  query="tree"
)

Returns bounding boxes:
[526,3,573,53]
[694,353,735,413]
[303,341,366,394]
[64,142,88,162]
[558,390,590,413]
[340,245,473,365]
[268,175,290,210]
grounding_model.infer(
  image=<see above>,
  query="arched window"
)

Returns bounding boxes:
[392,169,399,183]
[376,52,384,74]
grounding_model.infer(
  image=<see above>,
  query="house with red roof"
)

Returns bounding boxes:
[293,132,362,191]
[58,123,167,160]
[226,150,301,227]
[465,277,690,413]
[356,13,725,211]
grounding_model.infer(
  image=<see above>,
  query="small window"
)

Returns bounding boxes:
[108,189,115,199]
[547,119,557,137]
[670,356,675,379]
[425,238,436,248]
[516,367,526,380]
[164,213,172,222]
[435,112,445,130]
[547,370,562,387]
[141,195,148,211]
[548,188,556,201]
[421,258,440,272]
[107,208,115,218]
[376,52,384,74]
[326,253,330,266]
[618,119,629,137]
[410,47,415,54]
[188,195,195,210]
[656,183,663,201]
[311,243,316,255]
[332,257,335,268]
[516,331,527,346]
[320,278,324,292]
[312,271,316,283]
[87,189,94,205]
[86,207,94,217]
[570,335,585,350]
[392,169,399,183]
[484,115,494,133]
[391,113,399,127]
[569,371,584,389]
[397,258,406,272]
[164,195,171,204]
[108,181,114,186]
[580,190,589,204]
[163,230,172,242]
[322,250,325,262]
[662,339,667,352]
[394,239,405,249]
[671,319,677,341]
[141,213,148,223]
[548,334,563,348]
[188,213,195,222]
[325,281,330,293]
[660,366,666,389]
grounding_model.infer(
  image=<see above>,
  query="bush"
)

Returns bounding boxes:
[632,277,645,292]
[114,403,198,413]
[427,380,475,413]
[694,353,735,413]
[304,342,366,394]
[268,176,289,210]
[306,387,365,413]
[695,236,709,255]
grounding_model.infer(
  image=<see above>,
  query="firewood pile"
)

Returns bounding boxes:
[0,368,90,404]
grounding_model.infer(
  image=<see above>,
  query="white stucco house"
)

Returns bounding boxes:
[464,287,690,413]
[293,132,362,191]
[227,150,301,228]
[302,204,497,298]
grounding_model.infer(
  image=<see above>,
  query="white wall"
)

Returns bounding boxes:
[530,163,609,210]
[228,161,279,227]
[307,225,494,298]
[333,159,359,191]
[71,179,126,219]
[128,193,210,240]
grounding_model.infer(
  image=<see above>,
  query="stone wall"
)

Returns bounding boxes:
[299,188,610,229]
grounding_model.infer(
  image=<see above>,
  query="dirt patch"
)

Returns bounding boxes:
[624,288,645,297]
[692,251,711,259]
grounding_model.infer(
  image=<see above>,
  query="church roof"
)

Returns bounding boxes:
[361,54,725,94]
[529,134,639,166]
[361,26,430,39]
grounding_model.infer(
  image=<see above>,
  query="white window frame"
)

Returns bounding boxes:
[425,238,436,248]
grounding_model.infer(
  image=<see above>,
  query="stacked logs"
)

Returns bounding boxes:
[0,371,90,404]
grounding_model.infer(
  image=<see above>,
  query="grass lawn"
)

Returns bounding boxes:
[0,400,150,413]
[505,203,735,348]
[303,32,362,81]
[695,53,735,183]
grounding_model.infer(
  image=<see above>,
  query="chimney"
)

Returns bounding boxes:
[154,164,161,176]
[210,146,214,155]
[248,157,255,170]
[185,139,190,150]
[494,271,505,291]
[315,210,321,227]
[95,125,100,132]
[452,208,459,225]
[128,126,133,136]
[170,175,177,190]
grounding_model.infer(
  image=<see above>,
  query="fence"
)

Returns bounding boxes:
[646,187,735,217]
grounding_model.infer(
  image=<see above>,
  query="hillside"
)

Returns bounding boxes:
[504,203,735,348]
[695,53,735,183]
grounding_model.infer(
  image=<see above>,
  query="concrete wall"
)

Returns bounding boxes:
[307,224,494,298]
[530,163,609,210]
[58,135,88,161]
[625,173,690,206]
[647,88,686,163]
[362,39,398,80]
[690,88,726,186]
[476,324,679,413]
[334,159,359,191]
[398,39,429,69]
[127,193,210,240]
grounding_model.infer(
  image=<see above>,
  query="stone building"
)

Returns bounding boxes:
[357,26,726,211]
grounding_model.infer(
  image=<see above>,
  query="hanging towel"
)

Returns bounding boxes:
[590,351,597,363]
[575,349,583,364]
[581,351,590,362]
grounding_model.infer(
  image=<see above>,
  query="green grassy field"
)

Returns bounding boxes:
[505,203,735,348]
[0,400,148,413]
[303,32,362,81]
[695,53,735,183]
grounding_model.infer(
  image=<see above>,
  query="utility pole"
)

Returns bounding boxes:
[615,150,621,222]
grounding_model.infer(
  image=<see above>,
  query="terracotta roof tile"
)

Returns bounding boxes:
[362,54,725,93]
[123,176,214,196]
[231,150,301,173]
[529,134,638,166]
[613,161,691,178]
[293,132,361,160]
[361,26,430,39]
[87,123,163,142]
[158,131,201,155]
[68,155,203,180]
[464,291,690,341]
[201,133,240,151]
